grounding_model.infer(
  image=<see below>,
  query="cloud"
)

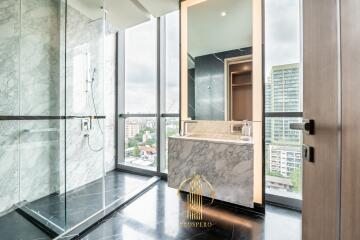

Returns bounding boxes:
[124,12,180,114]
[125,19,157,113]
[265,0,301,79]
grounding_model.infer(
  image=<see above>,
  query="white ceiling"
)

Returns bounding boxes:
[68,0,103,20]
[188,0,252,57]
[105,0,151,29]
[68,0,179,30]
[138,0,179,18]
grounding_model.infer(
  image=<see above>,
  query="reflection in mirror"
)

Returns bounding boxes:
[180,0,264,207]
[186,0,252,121]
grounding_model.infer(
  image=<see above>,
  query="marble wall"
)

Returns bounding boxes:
[0,0,62,213]
[185,120,247,136]
[104,31,116,173]
[60,5,116,192]
[187,68,195,119]
[0,0,20,214]
[191,47,252,120]
[0,0,19,116]
[0,0,117,215]
[19,0,61,203]
[61,5,104,193]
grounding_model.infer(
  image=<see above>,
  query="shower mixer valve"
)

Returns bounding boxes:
[81,118,92,132]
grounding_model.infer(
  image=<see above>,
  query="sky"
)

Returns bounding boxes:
[264,0,301,80]
[125,18,157,114]
[124,11,179,114]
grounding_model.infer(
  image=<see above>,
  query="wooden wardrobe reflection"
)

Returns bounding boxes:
[227,56,253,121]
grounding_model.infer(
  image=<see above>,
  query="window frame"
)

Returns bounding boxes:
[263,0,303,211]
[116,14,180,178]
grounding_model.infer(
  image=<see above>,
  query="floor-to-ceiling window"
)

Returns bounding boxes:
[264,0,303,208]
[122,18,158,171]
[118,11,180,174]
[160,11,180,173]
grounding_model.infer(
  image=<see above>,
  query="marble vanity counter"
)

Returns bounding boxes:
[168,135,254,208]
[170,134,253,145]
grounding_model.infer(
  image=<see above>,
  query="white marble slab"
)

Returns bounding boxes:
[185,120,246,135]
[171,135,253,145]
[168,136,254,208]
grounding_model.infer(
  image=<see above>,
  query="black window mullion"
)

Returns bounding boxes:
[156,17,161,174]
[161,113,179,118]
[119,114,157,118]
[265,112,303,118]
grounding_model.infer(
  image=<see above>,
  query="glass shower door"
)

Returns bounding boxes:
[0,0,107,237]
[64,0,105,230]
[16,0,67,234]
[6,0,106,235]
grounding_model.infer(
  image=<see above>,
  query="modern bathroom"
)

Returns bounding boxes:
[0,0,306,239]
[0,0,159,238]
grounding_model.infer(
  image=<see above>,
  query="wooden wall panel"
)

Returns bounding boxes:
[302,0,339,239]
[340,0,360,239]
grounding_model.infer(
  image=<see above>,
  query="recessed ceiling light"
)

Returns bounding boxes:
[221,11,227,17]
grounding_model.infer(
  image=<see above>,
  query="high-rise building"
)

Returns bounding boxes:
[267,63,301,113]
[265,80,272,145]
[125,121,140,140]
[268,145,302,177]
[266,63,302,178]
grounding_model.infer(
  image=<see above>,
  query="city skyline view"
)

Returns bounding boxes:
[124,117,179,170]
[265,63,302,199]
[264,0,302,200]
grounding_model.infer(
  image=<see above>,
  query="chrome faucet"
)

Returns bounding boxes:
[229,122,243,134]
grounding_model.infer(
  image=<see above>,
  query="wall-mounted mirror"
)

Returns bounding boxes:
[179,0,263,206]
[184,0,253,121]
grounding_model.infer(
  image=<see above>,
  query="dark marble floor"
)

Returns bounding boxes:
[80,180,302,240]
[0,171,150,240]
[0,211,50,240]
[0,177,301,240]
[25,170,150,231]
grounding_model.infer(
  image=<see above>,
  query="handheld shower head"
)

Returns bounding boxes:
[91,68,96,82]
[89,66,103,136]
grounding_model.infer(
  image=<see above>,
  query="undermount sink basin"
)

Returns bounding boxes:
[186,133,240,140]
[175,133,253,144]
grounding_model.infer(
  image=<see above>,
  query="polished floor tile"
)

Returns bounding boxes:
[0,211,51,240]
[80,181,301,240]
[22,171,150,232]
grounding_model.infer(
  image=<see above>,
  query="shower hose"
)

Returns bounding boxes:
[86,68,104,153]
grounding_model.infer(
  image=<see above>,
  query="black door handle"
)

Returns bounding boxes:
[290,119,315,135]
[302,144,315,162]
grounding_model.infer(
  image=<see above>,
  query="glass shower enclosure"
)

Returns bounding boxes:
[0,0,108,236]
